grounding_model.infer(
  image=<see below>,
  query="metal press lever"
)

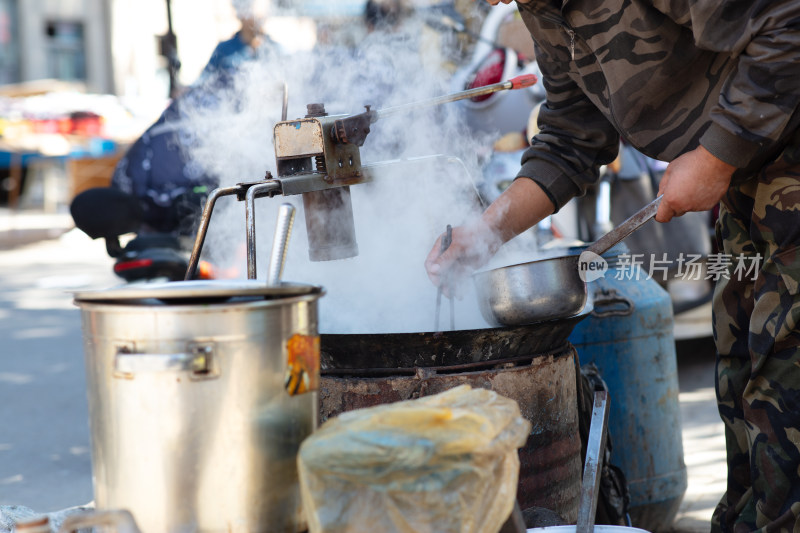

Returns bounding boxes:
[332,74,538,146]
[374,74,538,120]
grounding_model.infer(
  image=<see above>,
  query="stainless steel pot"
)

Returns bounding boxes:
[474,196,661,326]
[73,280,324,533]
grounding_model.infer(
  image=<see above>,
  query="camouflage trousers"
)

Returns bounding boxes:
[711,163,800,532]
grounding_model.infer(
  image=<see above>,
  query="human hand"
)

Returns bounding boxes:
[425,221,502,297]
[655,145,735,223]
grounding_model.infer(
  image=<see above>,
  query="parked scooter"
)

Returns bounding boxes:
[442,2,544,138]
[69,187,211,282]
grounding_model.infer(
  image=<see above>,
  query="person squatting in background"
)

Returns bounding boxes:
[110,0,281,237]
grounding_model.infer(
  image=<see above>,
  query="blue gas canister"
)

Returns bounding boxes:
[569,244,687,532]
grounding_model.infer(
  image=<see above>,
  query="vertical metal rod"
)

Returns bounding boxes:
[281,81,289,121]
[435,288,442,331]
[576,390,610,533]
[434,224,453,332]
[245,182,281,279]
[184,186,240,280]
[266,203,296,286]
[449,289,455,331]
[163,0,180,99]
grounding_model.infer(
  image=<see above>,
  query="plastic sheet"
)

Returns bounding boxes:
[298,385,532,533]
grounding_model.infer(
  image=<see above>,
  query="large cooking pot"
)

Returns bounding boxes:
[321,306,590,371]
[73,280,324,533]
[474,196,662,326]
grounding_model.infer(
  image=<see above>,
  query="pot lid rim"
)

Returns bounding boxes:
[72,279,323,303]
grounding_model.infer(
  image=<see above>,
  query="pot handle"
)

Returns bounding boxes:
[114,342,217,378]
[58,509,141,533]
[591,288,635,318]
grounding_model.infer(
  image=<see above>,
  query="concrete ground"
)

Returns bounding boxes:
[0,207,727,531]
[671,337,726,533]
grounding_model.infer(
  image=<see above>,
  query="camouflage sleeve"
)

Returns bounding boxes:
[515,40,620,212]
[653,0,800,168]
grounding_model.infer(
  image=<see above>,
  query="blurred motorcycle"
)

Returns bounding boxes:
[69,187,213,282]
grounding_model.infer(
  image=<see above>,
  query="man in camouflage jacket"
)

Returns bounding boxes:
[426,0,800,530]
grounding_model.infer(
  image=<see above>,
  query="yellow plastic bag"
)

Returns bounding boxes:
[297,385,532,533]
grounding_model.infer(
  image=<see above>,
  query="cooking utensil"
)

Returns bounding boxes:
[331,75,539,147]
[267,203,296,286]
[577,390,609,533]
[434,224,454,331]
[73,279,318,304]
[321,304,591,371]
[72,281,323,533]
[374,74,538,120]
[474,195,662,326]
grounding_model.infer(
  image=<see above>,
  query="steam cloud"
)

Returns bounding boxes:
[180,10,539,333]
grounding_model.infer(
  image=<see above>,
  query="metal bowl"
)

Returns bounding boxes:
[473,254,587,326]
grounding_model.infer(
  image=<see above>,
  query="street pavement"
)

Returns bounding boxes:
[0,208,726,530]
[0,209,116,512]
[671,338,727,533]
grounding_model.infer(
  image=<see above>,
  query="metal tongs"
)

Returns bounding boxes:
[434,224,455,332]
[577,390,610,533]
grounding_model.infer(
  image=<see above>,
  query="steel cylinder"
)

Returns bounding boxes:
[569,249,687,532]
[302,187,359,261]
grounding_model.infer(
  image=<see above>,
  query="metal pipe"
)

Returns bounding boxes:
[281,81,288,121]
[593,179,613,238]
[266,203,296,286]
[245,182,282,279]
[302,187,359,262]
[184,185,240,280]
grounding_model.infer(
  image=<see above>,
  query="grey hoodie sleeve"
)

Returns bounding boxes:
[515,39,620,212]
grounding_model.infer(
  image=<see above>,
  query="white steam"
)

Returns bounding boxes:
[180,14,538,333]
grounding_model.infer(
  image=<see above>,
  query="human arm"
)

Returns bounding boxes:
[425,5,619,288]
[425,178,555,289]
